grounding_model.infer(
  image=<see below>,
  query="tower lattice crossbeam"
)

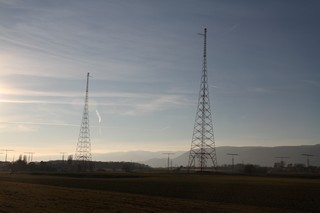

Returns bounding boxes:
[188,28,217,171]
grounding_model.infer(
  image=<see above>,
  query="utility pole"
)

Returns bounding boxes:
[163,153,174,170]
[227,153,238,173]
[60,152,67,161]
[0,149,14,162]
[301,154,314,167]
[24,152,34,163]
[188,28,217,171]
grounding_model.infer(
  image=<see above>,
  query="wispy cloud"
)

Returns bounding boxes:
[1,87,82,97]
[122,95,190,116]
[0,121,117,132]
[303,80,320,87]
[229,24,239,32]
[250,87,274,94]
[159,126,170,131]
[0,121,79,127]
[0,122,39,132]
[0,1,182,82]
[1,77,192,115]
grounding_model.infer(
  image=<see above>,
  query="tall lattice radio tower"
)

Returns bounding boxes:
[75,72,92,162]
[188,28,217,171]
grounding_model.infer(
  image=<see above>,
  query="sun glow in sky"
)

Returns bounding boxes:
[0,0,319,161]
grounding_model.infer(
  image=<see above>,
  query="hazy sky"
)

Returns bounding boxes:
[0,0,319,161]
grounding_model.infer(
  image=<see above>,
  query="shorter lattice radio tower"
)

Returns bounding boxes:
[188,28,217,171]
[75,72,92,166]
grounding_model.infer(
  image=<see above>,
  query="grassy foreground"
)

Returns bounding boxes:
[0,172,319,212]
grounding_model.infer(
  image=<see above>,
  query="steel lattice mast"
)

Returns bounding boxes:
[188,28,217,171]
[75,72,92,162]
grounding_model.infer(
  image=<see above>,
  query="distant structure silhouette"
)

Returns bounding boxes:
[188,28,217,171]
[163,152,174,170]
[60,152,67,161]
[227,153,238,172]
[24,152,34,163]
[275,156,289,164]
[0,149,14,162]
[75,72,92,163]
[301,154,314,167]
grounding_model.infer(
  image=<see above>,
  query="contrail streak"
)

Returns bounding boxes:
[95,109,102,123]
[95,109,102,136]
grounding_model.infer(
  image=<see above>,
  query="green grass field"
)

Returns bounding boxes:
[0,172,319,212]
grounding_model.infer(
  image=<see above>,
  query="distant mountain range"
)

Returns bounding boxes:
[92,144,320,168]
[34,144,320,168]
[93,150,186,162]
